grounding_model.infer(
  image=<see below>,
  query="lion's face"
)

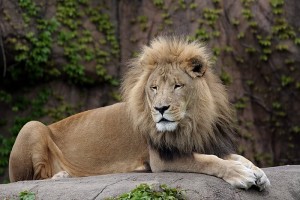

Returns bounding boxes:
[145,58,207,132]
[122,36,236,157]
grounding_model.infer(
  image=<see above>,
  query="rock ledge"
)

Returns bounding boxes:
[1,165,299,199]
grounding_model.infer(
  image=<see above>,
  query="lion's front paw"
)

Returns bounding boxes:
[222,160,257,190]
[223,160,270,190]
[226,154,270,190]
[252,167,271,191]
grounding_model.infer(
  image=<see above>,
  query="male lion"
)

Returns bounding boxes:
[9,36,270,190]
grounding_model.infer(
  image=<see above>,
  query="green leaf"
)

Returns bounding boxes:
[19,190,35,200]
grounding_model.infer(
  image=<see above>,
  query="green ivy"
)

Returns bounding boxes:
[272,18,296,40]
[194,28,210,41]
[203,8,221,26]
[242,8,253,20]
[9,3,59,81]
[8,0,120,85]
[19,190,35,200]
[137,15,149,31]
[280,75,294,87]
[270,0,284,15]
[153,0,164,8]
[220,70,232,86]
[235,97,248,110]
[178,0,187,9]
[0,90,12,103]
[256,35,272,61]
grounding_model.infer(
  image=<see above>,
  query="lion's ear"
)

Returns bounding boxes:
[186,58,207,78]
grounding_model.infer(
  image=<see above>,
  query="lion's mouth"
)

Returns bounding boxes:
[158,118,174,123]
[156,118,178,132]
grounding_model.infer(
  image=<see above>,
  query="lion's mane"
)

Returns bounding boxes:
[122,36,237,160]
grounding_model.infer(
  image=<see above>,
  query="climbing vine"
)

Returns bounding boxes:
[6,0,119,85]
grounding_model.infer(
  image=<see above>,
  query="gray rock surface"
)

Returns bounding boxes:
[0,165,299,200]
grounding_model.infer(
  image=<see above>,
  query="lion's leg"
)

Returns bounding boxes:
[9,122,34,182]
[149,149,267,190]
[225,154,254,168]
[225,154,270,190]
[9,121,62,182]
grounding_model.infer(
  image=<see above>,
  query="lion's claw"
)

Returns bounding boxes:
[254,170,271,191]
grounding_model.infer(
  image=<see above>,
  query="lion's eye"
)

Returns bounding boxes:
[174,84,183,89]
[151,86,158,91]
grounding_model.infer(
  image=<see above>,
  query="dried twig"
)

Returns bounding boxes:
[0,36,6,77]
[244,92,272,113]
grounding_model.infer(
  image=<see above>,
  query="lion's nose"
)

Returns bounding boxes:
[154,105,170,115]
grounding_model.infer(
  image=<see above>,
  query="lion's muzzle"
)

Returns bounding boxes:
[153,107,179,132]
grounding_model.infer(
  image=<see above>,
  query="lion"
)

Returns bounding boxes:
[9,36,270,190]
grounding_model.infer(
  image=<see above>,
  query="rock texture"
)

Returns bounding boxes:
[0,165,299,200]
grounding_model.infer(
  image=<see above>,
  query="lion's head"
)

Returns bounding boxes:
[122,36,237,160]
